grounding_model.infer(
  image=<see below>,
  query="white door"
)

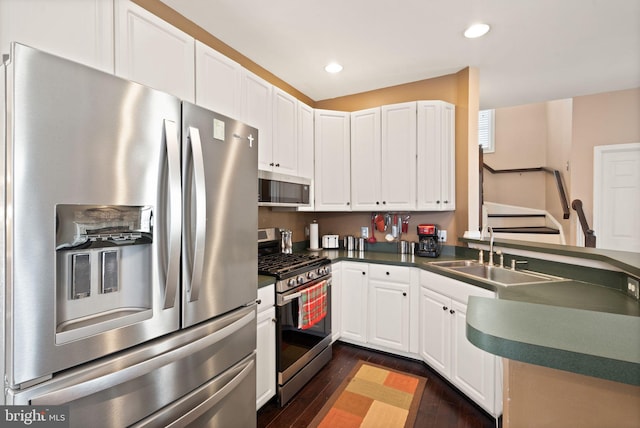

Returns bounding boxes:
[594,143,640,252]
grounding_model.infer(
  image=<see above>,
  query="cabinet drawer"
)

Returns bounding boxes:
[257,284,275,312]
[369,264,411,283]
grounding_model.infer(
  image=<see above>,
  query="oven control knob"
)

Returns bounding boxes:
[288,278,296,287]
[306,271,315,280]
[318,267,325,276]
[297,276,305,285]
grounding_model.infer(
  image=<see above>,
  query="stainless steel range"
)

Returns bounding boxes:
[258,228,332,406]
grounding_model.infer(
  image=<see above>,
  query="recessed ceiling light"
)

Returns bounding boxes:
[464,23,491,39]
[325,62,343,73]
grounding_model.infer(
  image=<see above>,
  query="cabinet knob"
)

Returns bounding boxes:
[269,162,274,166]
[256,299,262,304]
[272,318,277,323]
[376,201,380,205]
[347,202,350,205]
[402,292,407,297]
[442,306,448,311]
[275,163,280,167]
[444,200,449,203]
[449,309,455,314]
[362,271,366,275]
[436,200,440,204]
[386,272,390,275]
[382,201,386,205]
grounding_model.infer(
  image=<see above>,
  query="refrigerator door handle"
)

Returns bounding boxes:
[30,310,255,406]
[163,119,181,309]
[186,126,207,302]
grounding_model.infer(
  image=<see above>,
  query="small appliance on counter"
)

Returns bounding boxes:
[416,224,442,257]
[322,234,339,249]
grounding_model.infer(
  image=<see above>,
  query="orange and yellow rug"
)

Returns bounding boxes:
[309,360,427,428]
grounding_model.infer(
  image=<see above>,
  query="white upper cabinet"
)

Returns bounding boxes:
[0,0,114,73]
[314,110,351,211]
[351,108,382,210]
[115,0,195,102]
[195,41,242,119]
[416,101,456,211]
[242,70,273,169]
[297,102,315,180]
[351,103,417,211]
[270,87,298,175]
[380,102,417,210]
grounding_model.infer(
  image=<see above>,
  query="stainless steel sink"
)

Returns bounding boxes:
[429,260,482,268]
[429,260,565,286]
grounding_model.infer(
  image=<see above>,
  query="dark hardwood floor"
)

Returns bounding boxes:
[258,342,498,428]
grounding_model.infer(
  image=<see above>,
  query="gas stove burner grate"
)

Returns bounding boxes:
[258,253,327,277]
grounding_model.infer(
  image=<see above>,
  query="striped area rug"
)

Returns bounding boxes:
[309,360,427,428]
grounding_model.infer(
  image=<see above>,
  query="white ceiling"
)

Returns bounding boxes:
[159,0,640,109]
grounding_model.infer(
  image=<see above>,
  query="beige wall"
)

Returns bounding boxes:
[545,98,573,242]
[485,88,639,246]
[483,102,548,209]
[571,87,640,240]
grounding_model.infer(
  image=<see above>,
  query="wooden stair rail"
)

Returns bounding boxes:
[482,163,571,220]
[571,199,597,248]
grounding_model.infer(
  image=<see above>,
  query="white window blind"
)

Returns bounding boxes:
[479,109,495,153]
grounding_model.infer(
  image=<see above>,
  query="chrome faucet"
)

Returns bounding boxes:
[482,225,495,265]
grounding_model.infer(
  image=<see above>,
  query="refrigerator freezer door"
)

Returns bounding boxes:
[181,102,258,327]
[3,43,182,387]
[7,306,256,428]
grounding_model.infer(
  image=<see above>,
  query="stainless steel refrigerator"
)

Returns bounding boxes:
[1,43,258,427]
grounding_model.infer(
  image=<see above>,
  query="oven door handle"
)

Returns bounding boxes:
[282,292,301,303]
[277,278,331,306]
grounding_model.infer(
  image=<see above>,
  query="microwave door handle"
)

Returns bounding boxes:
[162,119,181,309]
[187,126,207,302]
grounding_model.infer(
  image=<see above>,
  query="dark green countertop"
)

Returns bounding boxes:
[466,297,640,386]
[303,247,640,386]
[258,275,275,289]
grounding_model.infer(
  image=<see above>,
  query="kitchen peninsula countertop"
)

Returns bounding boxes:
[302,245,640,386]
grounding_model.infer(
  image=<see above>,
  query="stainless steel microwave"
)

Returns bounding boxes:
[258,170,311,207]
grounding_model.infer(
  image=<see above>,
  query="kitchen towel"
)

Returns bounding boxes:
[298,280,328,330]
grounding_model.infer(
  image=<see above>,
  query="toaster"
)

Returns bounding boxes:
[322,234,339,249]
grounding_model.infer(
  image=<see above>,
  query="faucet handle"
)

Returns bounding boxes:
[496,250,504,268]
[478,249,484,263]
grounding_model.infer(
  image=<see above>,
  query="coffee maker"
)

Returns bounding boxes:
[416,224,441,257]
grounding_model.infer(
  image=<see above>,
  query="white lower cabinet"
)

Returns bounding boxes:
[419,270,500,416]
[256,285,276,410]
[334,261,501,416]
[339,262,369,344]
[368,264,411,352]
[339,262,418,356]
